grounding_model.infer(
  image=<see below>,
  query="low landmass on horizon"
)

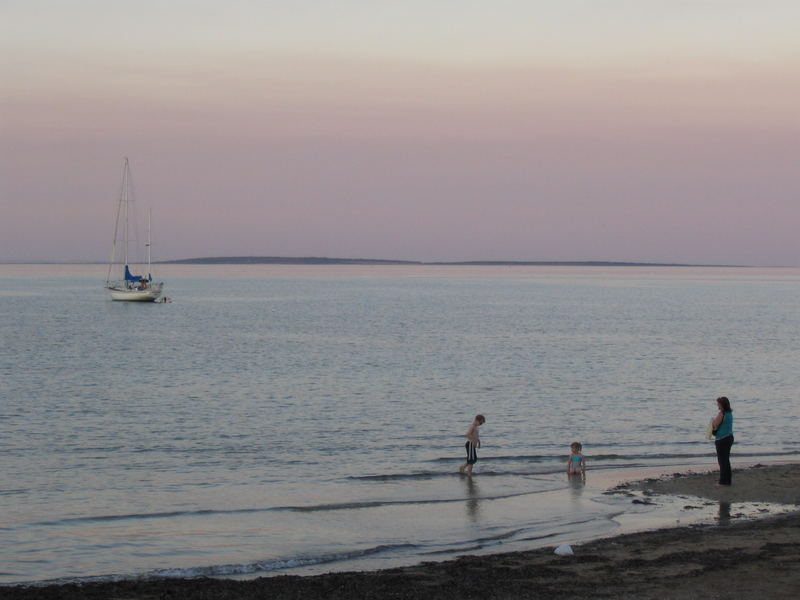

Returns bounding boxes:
[0,257,752,267]
[160,256,712,267]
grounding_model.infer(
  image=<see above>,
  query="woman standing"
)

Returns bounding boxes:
[712,396,734,486]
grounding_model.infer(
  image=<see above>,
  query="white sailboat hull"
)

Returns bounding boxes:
[108,284,163,302]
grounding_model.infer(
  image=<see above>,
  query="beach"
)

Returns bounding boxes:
[5,463,798,599]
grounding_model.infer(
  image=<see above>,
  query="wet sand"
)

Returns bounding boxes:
[5,463,799,599]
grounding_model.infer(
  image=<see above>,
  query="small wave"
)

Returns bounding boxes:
[420,527,527,556]
[427,453,636,463]
[516,530,561,543]
[430,449,800,464]
[157,543,419,578]
[24,490,541,529]
[27,507,279,528]
[348,471,443,482]
[427,455,556,463]
[347,468,567,481]
[285,501,390,512]
[6,544,419,586]
[279,490,543,513]
[596,450,800,461]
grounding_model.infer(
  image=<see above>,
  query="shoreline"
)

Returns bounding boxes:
[5,463,798,599]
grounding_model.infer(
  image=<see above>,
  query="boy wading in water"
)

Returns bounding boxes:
[459,414,485,476]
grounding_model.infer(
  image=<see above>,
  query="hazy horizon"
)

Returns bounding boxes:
[2,2,799,267]
[0,255,784,268]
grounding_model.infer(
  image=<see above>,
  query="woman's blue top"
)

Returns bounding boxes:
[715,411,733,440]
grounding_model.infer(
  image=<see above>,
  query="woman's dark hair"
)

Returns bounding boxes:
[716,396,732,413]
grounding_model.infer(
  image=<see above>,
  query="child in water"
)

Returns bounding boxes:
[567,442,586,476]
[459,414,485,476]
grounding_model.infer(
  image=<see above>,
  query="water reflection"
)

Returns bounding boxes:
[718,501,731,524]
[568,473,585,502]
[462,476,481,522]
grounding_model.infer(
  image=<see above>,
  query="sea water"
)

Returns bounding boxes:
[1,264,799,584]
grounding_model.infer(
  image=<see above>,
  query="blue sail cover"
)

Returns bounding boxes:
[124,265,142,283]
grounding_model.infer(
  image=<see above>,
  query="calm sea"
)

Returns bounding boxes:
[1,264,799,585]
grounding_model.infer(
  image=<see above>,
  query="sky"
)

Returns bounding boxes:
[2,1,799,265]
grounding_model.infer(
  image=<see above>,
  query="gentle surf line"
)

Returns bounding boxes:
[19,489,557,529]
[429,450,800,464]
[3,543,420,587]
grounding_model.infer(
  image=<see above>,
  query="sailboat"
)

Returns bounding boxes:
[105,157,165,302]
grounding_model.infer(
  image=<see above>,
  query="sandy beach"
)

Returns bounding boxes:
[4,463,798,599]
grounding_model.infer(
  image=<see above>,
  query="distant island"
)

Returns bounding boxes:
[162,256,420,265]
[160,256,706,267]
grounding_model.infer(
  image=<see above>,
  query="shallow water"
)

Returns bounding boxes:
[1,264,799,584]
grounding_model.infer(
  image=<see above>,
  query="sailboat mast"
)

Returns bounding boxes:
[123,157,129,267]
[147,207,152,277]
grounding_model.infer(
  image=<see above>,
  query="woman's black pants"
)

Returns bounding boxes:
[715,435,734,485]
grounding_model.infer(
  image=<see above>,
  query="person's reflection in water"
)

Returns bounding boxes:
[463,475,481,523]
[568,473,586,504]
[718,501,731,524]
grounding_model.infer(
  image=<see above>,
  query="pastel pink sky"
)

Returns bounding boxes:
[2,1,799,265]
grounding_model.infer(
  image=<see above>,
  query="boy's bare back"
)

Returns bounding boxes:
[465,422,480,446]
